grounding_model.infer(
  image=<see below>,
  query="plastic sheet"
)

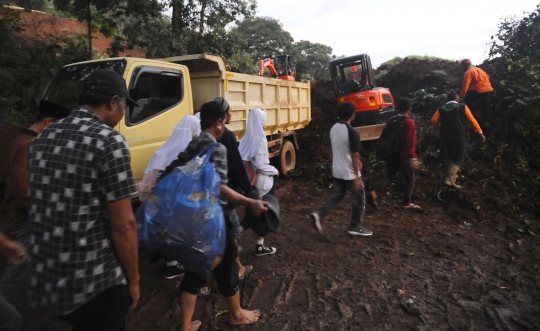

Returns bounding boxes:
[136,143,226,278]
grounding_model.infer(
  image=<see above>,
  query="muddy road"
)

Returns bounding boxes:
[15,175,539,331]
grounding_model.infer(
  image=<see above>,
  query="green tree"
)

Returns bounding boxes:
[292,40,333,81]
[228,16,294,74]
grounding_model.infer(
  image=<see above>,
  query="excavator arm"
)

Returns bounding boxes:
[259,58,279,77]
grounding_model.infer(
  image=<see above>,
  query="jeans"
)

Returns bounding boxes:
[373,155,416,205]
[225,209,242,240]
[443,136,468,166]
[316,178,366,229]
[0,294,22,331]
[60,285,130,331]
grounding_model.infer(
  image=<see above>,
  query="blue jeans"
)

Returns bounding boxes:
[316,178,366,229]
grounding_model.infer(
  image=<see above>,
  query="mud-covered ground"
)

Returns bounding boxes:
[12,175,540,330]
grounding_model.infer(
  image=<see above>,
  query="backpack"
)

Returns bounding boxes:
[376,115,405,162]
[135,143,226,278]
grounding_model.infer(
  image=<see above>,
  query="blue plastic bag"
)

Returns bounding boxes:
[136,143,226,278]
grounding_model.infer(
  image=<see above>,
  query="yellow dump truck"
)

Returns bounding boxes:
[41,54,311,186]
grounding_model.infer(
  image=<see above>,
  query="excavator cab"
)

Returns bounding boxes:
[330,54,395,126]
[259,55,295,81]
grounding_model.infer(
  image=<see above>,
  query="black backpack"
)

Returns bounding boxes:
[376,115,405,162]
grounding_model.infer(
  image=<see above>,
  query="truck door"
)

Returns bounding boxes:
[118,64,191,184]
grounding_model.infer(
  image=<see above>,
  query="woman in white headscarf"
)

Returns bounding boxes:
[238,108,279,256]
[139,115,201,202]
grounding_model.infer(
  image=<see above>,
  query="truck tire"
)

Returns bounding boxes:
[278,140,296,178]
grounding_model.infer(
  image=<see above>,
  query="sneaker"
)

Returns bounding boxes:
[347,225,373,236]
[311,212,323,234]
[163,264,185,279]
[255,244,276,256]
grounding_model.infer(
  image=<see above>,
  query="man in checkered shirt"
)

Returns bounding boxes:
[27,70,140,330]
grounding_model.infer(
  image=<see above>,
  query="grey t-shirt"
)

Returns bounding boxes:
[329,122,363,180]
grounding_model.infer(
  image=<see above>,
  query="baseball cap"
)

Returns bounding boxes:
[212,96,230,112]
[200,101,226,123]
[37,100,71,119]
[460,59,472,67]
[81,69,138,107]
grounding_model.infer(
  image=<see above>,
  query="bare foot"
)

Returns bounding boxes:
[230,309,260,325]
[191,320,201,331]
[238,265,246,278]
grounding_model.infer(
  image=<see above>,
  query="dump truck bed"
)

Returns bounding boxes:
[160,54,311,140]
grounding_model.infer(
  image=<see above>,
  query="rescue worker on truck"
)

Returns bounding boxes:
[459,59,494,124]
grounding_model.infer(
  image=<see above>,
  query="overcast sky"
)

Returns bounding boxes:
[256,0,539,68]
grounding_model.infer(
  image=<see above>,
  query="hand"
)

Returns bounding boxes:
[354,177,363,191]
[128,282,140,309]
[411,159,420,170]
[249,199,269,217]
[0,239,27,264]
[479,133,486,143]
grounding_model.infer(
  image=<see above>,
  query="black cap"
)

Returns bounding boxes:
[200,101,226,123]
[38,100,72,119]
[81,69,138,107]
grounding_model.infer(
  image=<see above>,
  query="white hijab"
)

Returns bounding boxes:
[239,108,267,161]
[144,115,201,174]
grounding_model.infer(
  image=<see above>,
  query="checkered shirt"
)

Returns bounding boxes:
[27,109,137,316]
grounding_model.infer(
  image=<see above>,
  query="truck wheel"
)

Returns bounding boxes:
[279,140,296,178]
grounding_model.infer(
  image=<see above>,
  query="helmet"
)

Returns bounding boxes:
[460,59,472,67]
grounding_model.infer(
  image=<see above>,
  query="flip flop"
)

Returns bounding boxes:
[367,191,378,207]
[403,203,422,212]
[197,287,211,298]
[239,265,253,280]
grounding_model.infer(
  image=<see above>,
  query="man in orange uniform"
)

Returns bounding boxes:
[459,59,493,122]
[432,93,485,189]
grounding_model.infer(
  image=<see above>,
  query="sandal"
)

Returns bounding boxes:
[239,265,253,280]
[403,203,422,212]
[367,191,378,207]
[197,287,211,298]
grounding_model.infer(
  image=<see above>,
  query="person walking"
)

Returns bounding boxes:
[459,58,494,122]
[238,108,279,256]
[1,100,71,311]
[214,97,253,279]
[26,69,140,331]
[369,98,421,211]
[432,93,486,189]
[310,102,372,236]
[161,101,267,331]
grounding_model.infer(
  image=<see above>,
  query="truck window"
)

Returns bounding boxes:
[42,60,127,111]
[127,67,183,125]
[382,94,392,104]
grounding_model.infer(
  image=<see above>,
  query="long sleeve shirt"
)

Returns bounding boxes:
[432,102,482,137]
[460,67,494,97]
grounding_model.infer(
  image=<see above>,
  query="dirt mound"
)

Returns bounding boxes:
[377,58,463,101]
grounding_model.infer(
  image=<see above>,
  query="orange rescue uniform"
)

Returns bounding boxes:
[460,67,493,98]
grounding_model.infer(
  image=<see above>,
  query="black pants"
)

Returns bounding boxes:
[443,136,468,166]
[373,155,415,206]
[180,213,239,298]
[60,285,130,331]
[464,90,493,123]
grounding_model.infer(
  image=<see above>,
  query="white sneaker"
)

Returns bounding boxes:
[311,213,323,234]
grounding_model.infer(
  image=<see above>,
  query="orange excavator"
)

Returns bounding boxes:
[259,55,295,81]
[330,53,395,127]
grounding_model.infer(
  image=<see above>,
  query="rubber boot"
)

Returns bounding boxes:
[444,164,461,189]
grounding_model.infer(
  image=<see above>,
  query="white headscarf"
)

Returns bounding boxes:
[144,115,201,173]
[239,108,267,161]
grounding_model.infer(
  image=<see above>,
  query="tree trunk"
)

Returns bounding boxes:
[198,2,206,37]
[171,0,183,32]
[87,0,92,60]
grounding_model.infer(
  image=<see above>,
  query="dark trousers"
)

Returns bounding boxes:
[180,213,239,298]
[373,155,416,206]
[60,285,130,331]
[443,136,468,166]
[316,178,365,229]
[464,90,493,123]
[0,294,22,331]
